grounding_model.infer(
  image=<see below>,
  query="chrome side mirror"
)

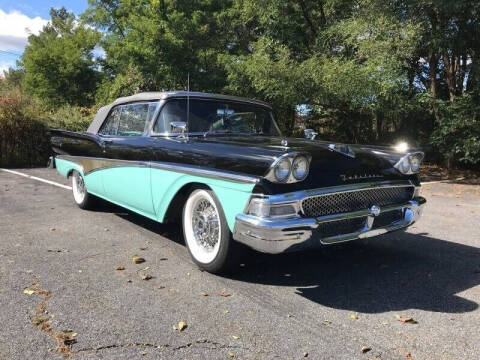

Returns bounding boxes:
[170,121,187,137]
[304,129,318,140]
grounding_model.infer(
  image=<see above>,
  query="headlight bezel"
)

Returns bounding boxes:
[274,157,292,182]
[265,152,312,184]
[394,151,424,175]
[292,155,309,181]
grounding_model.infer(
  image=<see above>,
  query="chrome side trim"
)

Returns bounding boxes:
[149,162,260,184]
[56,155,260,184]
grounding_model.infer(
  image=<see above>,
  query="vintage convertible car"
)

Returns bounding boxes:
[50,91,426,273]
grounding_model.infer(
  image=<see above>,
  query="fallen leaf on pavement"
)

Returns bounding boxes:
[160,257,168,261]
[116,266,125,271]
[395,315,418,324]
[50,228,56,231]
[200,292,209,296]
[177,321,187,331]
[132,256,145,264]
[406,352,414,360]
[141,274,152,280]
[350,313,359,320]
[303,352,309,357]
[218,290,232,297]
[232,335,240,340]
[23,289,35,295]
[139,247,147,250]
[228,351,235,358]
[361,346,371,353]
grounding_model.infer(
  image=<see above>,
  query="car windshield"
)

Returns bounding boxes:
[154,98,282,136]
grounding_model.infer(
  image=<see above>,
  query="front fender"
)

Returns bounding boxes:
[151,168,255,231]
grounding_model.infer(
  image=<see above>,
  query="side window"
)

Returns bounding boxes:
[100,102,158,137]
[99,107,121,136]
[154,100,187,133]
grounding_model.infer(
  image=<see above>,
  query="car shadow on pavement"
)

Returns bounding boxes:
[91,199,480,314]
[228,232,480,314]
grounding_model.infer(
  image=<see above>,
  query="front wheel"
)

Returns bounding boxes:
[71,170,95,209]
[183,189,241,274]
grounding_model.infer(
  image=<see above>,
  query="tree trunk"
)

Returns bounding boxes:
[428,54,440,122]
[443,52,457,102]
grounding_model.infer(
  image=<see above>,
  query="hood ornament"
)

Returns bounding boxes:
[329,143,355,158]
[281,138,288,147]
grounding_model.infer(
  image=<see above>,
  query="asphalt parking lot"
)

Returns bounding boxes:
[1,168,479,360]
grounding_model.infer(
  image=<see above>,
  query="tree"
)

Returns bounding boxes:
[84,0,234,100]
[21,8,101,107]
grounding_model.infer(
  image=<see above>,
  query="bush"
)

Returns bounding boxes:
[45,105,95,132]
[430,95,480,168]
[0,92,50,167]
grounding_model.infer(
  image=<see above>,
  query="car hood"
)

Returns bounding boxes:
[190,135,413,193]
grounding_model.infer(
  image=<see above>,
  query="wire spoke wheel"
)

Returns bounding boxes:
[183,190,222,265]
[72,171,86,204]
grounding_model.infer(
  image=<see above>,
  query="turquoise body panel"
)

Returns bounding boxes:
[55,158,254,231]
[150,169,254,231]
[103,167,155,217]
[55,158,104,194]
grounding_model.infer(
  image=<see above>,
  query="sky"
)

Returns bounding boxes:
[0,0,88,74]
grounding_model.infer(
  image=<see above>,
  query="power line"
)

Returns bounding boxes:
[0,50,22,57]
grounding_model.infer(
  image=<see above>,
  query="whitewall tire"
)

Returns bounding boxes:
[182,189,241,273]
[71,170,95,209]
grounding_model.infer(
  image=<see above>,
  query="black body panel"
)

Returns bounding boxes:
[50,128,418,195]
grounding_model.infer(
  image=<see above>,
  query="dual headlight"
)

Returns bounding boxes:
[394,152,424,175]
[266,153,311,183]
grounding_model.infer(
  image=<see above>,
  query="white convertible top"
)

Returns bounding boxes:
[86,91,271,134]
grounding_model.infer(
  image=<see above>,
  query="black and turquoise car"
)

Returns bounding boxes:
[50,91,426,273]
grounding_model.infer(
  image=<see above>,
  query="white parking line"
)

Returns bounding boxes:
[0,168,72,190]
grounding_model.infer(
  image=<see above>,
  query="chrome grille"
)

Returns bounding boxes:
[302,186,414,218]
[316,217,367,238]
[372,209,404,228]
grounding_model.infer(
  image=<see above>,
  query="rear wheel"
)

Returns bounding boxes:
[182,189,241,274]
[71,170,95,209]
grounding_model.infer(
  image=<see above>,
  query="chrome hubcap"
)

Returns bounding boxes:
[75,173,85,196]
[192,199,219,251]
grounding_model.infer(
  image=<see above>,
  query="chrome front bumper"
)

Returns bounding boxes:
[233,197,426,254]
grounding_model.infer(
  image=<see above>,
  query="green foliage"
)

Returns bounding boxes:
[0,91,50,167]
[44,105,95,132]
[1,0,480,169]
[84,0,232,95]
[431,95,480,165]
[21,8,101,108]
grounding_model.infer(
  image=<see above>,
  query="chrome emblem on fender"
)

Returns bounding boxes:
[370,205,381,217]
[328,143,355,158]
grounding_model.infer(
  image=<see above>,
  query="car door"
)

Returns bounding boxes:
[99,102,159,218]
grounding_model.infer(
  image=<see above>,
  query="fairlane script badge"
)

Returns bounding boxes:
[340,173,384,181]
